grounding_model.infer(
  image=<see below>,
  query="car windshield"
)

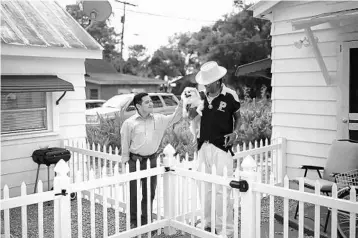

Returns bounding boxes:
[102,95,133,109]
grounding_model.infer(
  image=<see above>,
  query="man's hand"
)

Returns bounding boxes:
[224,131,238,147]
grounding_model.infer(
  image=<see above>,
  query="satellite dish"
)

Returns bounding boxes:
[81,0,112,22]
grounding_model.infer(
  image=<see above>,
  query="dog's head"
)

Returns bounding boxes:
[181,87,200,103]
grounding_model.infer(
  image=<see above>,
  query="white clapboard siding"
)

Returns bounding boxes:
[273,41,337,59]
[273,87,336,101]
[268,0,358,180]
[272,30,338,46]
[272,1,358,22]
[272,57,337,73]
[1,139,61,161]
[59,99,85,114]
[273,126,336,144]
[1,57,87,197]
[1,157,56,175]
[1,56,86,75]
[59,125,86,139]
[286,140,331,159]
[274,100,336,116]
[272,114,337,130]
[59,113,86,127]
[272,72,336,87]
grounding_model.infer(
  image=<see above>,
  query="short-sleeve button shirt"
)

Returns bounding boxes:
[199,85,240,149]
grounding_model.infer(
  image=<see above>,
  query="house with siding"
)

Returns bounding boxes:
[251,1,358,178]
[85,59,164,100]
[1,0,102,197]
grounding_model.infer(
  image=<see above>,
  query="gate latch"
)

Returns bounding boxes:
[55,189,68,196]
[229,180,249,192]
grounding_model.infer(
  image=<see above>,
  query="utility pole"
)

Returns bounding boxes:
[115,0,137,73]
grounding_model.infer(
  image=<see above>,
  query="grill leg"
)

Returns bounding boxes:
[34,164,41,193]
[47,165,51,191]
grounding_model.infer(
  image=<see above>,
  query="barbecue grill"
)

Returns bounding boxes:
[32,147,71,193]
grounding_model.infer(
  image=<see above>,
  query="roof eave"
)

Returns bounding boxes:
[1,44,103,59]
[250,0,282,20]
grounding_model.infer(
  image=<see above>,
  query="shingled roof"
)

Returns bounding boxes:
[85,59,164,85]
[1,0,102,51]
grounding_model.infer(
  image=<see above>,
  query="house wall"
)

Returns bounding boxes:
[269,1,358,178]
[1,55,87,197]
[85,83,161,100]
[86,82,101,99]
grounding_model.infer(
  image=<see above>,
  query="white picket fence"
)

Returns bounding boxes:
[247,175,358,238]
[1,153,357,238]
[64,137,286,185]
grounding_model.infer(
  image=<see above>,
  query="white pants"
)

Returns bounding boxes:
[197,142,234,235]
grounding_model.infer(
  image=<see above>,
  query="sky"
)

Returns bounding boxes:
[58,0,237,58]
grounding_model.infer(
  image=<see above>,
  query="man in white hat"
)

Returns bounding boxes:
[191,61,241,236]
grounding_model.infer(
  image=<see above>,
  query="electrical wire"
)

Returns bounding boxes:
[113,7,256,24]
[205,38,270,47]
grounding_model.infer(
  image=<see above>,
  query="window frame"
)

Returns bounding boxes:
[90,89,99,99]
[1,92,60,143]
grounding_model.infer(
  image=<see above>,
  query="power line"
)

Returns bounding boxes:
[113,7,262,26]
[113,7,230,23]
[206,38,271,47]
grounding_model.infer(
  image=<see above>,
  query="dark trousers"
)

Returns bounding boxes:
[128,155,157,225]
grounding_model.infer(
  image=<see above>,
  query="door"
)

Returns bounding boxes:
[339,41,358,140]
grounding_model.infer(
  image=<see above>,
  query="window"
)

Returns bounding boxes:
[1,92,47,134]
[150,96,163,108]
[126,101,136,111]
[90,89,98,99]
[162,95,178,106]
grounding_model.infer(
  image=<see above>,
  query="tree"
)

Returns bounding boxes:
[167,6,272,98]
[66,4,121,62]
[148,46,186,80]
[119,44,153,77]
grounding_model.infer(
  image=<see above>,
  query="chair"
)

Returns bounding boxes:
[293,139,358,232]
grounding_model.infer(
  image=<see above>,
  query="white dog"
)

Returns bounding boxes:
[181,87,204,142]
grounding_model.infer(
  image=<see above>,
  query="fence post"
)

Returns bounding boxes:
[277,137,287,184]
[162,144,176,235]
[54,159,71,238]
[240,155,258,238]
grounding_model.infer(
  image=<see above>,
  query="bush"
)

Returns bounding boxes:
[86,113,122,153]
[238,96,272,145]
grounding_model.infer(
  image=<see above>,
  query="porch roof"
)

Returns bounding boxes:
[1,75,74,92]
[235,58,271,78]
[85,73,164,85]
[291,8,358,31]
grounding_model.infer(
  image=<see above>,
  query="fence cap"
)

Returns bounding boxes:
[54,159,70,176]
[163,144,176,157]
[241,155,257,171]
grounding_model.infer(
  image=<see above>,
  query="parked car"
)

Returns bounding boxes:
[85,99,106,109]
[85,93,180,124]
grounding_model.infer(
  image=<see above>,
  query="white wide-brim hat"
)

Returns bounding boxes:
[195,61,227,85]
